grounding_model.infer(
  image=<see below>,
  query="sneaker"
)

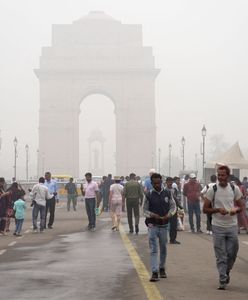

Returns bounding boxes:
[170,240,181,244]
[111,225,116,231]
[191,229,195,233]
[13,232,17,236]
[91,227,96,232]
[33,229,38,233]
[209,231,213,235]
[218,282,226,290]
[159,268,167,278]
[135,225,139,235]
[48,225,53,229]
[17,233,22,237]
[197,229,203,234]
[150,272,159,282]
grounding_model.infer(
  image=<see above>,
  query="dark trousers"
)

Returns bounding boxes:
[170,213,178,242]
[206,213,212,231]
[85,198,96,228]
[0,217,6,231]
[188,201,201,231]
[126,198,140,232]
[45,196,56,227]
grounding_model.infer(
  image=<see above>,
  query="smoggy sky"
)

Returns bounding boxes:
[0,0,247,179]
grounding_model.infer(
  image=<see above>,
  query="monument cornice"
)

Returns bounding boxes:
[34,68,160,80]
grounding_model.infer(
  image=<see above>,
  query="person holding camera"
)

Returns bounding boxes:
[30,177,53,233]
[44,172,58,229]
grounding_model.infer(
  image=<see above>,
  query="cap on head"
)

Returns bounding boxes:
[149,168,156,175]
[189,173,196,179]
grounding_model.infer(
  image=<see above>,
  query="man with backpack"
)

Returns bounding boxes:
[203,165,242,290]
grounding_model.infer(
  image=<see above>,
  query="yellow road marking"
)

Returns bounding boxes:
[119,224,164,300]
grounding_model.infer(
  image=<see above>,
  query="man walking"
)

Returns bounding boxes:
[81,172,100,231]
[31,177,53,232]
[123,173,143,234]
[144,173,176,282]
[166,177,182,244]
[44,172,58,229]
[203,165,242,290]
[65,177,78,211]
[183,173,202,233]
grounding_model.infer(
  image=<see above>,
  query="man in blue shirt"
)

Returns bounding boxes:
[144,169,156,194]
[44,171,58,229]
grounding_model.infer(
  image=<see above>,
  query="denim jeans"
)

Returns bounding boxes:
[212,225,239,283]
[85,198,96,228]
[67,194,77,211]
[15,219,24,234]
[187,201,201,231]
[33,203,46,230]
[148,225,168,273]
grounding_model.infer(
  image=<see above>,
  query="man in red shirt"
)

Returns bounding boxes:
[183,173,202,233]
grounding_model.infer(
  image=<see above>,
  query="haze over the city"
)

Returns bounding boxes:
[0,0,248,179]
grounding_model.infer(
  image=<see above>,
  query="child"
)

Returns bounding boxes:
[13,191,26,236]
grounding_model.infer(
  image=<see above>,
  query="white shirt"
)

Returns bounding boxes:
[205,183,242,227]
[31,183,53,206]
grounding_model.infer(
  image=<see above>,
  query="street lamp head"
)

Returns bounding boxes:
[13,136,18,147]
[169,143,172,150]
[202,125,207,137]
[181,136,185,146]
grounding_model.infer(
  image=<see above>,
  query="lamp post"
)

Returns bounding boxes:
[41,153,45,175]
[25,144,29,181]
[13,137,18,180]
[151,151,155,168]
[201,125,207,184]
[158,148,161,173]
[169,143,172,176]
[37,149,40,178]
[181,136,185,171]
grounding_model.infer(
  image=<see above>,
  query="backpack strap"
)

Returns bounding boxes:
[212,183,235,208]
[212,184,217,208]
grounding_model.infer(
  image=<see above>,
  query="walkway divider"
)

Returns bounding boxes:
[119,224,164,300]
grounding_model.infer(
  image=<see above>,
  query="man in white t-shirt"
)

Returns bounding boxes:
[203,165,242,290]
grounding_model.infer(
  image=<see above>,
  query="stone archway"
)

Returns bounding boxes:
[35,11,160,176]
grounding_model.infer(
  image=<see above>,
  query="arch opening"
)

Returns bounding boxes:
[79,94,116,178]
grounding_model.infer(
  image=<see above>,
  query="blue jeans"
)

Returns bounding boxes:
[187,201,201,231]
[85,198,96,228]
[33,203,46,230]
[15,219,24,234]
[148,225,168,273]
[212,225,239,283]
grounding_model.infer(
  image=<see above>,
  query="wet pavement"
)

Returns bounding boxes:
[0,202,248,300]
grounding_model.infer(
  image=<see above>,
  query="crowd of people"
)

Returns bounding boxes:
[1,165,248,290]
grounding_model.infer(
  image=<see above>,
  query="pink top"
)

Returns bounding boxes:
[84,181,99,198]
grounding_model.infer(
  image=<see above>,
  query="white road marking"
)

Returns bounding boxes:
[242,241,248,246]
[0,249,7,255]
[8,241,17,247]
[25,229,30,233]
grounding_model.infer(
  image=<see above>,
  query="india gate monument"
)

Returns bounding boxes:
[35,11,160,176]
